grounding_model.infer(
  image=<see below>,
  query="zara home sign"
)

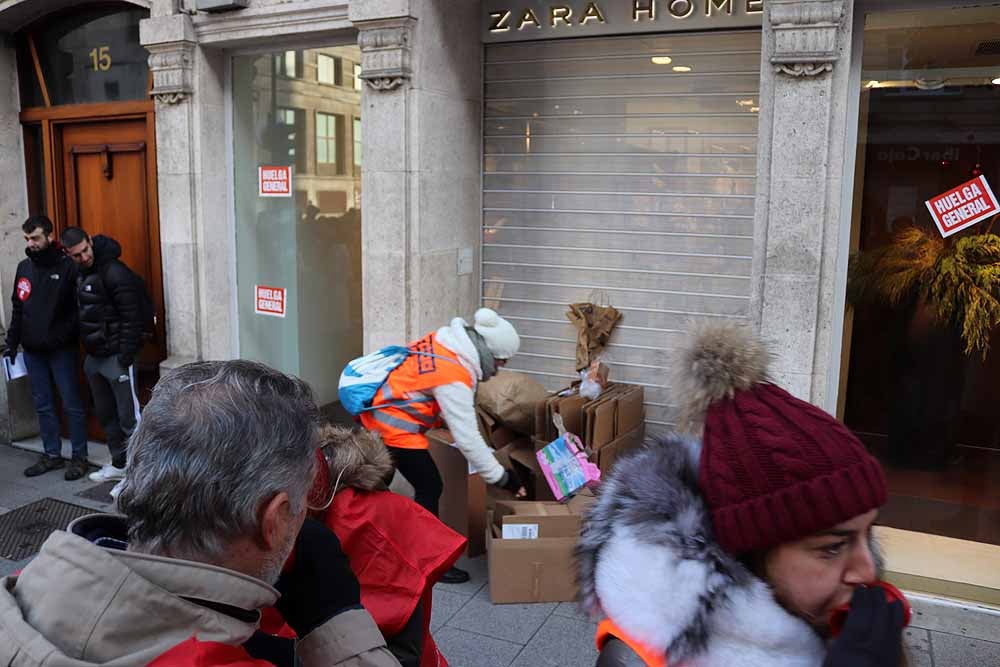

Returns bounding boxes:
[483,0,763,42]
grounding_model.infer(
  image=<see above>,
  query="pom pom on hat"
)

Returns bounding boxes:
[473,308,520,360]
[674,321,769,434]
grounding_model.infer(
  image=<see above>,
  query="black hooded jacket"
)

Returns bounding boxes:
[6,243,79,354]
[77,235,143,361]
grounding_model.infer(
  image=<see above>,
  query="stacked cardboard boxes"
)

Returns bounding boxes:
[486,493,596,604]
[534,382,646,477]
[429,381,646,603]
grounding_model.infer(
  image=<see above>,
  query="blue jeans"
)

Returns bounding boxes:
[23,347,88,459]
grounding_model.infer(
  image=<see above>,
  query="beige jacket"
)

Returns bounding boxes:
[0,516,401,667]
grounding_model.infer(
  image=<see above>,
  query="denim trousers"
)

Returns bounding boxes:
[23,346,88,459]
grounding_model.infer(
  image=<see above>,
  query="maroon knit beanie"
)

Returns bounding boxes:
[674,323,887,555]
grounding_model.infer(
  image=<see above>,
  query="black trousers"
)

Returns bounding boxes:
[387,446,443,517]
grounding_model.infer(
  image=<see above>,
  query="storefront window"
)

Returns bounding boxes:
[841,6,1000,546]
[233,44,362,412]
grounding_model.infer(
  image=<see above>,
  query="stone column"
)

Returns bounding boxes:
[0,38,38,443]
[0,37,26,330]
[751,0,853,408]
[352,3,415,352]
[142,11,204,370]
[353,0,483,352]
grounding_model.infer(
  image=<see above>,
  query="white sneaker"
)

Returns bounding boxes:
[89,464,126,482]
[109,479,126,500]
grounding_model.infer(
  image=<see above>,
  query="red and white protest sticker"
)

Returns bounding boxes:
[254,285,286,318]
[258,166,292,198]
[924,175,999,238]
[15,277,31,302]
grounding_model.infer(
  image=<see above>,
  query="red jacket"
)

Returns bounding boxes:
[262,487,466,667]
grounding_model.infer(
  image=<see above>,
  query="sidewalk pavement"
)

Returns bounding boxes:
[1,441,998,666]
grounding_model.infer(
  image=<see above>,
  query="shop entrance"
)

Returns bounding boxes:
[16,4,165,428]
[52,116,165,402]
[482,31,762,428]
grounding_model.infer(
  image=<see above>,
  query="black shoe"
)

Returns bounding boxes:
[65,458,90,481]
[24,455,64,477]
[439,566,471,584]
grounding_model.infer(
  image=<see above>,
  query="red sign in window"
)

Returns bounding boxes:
[254,285,286,318]
[258,166,292,197]
[924,175,999,238]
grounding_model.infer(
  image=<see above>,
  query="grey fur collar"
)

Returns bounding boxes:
[576,435,826,666]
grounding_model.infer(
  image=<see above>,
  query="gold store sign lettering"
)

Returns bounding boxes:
[484,0,763,42]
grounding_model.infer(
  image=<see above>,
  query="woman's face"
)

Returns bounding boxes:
[764,509,879,635]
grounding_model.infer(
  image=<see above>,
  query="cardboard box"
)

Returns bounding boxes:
[427,429,487,557]
[532,382,646,485]
[591,422,645,476]
[486,494,595,604]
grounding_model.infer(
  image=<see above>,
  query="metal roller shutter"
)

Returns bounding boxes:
[482,30,762,429]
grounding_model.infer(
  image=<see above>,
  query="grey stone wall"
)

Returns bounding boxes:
[353,0,482,350]
[752,0,854,408]
[0,41,26,331]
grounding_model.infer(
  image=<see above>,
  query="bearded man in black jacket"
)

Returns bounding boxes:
[61,227,144,484]
[6,216,90,480]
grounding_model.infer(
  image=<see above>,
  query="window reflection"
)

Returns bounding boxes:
[233,45,362,411]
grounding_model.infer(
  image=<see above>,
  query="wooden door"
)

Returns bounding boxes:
[55,117,166,405]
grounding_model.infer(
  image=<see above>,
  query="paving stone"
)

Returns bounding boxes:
[552,601,589,620]
[903,627,933,667]
[432,588,470,632]
[447,587,557,644]
[509,614,599,667]
[435,554,488,598]
[931,630,1000,667]
[0,480,45,509]
[433,626,523,667]
[45,481,114,513]
[0,448,37,483]
[909,593,1000,643]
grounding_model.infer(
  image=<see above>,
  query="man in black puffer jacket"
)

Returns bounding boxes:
[61,227,144,484]
[5,216,90,480]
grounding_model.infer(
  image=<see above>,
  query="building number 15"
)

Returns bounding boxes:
[89,46,111,72]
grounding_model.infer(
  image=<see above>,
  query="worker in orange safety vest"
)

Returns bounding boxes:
[361,308,526,584]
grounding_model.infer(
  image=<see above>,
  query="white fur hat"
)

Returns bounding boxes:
[473,308,520,359]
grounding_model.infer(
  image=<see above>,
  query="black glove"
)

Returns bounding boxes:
[824,585,905,667]
[4,345,17,361]
[117,353,134,370]
[495,466,525,496]
[275,517,361,638]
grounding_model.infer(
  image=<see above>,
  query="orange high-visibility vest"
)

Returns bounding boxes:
[360,332,473,450]
[596,618,668,667]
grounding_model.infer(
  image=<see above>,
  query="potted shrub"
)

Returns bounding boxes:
[848,223,1000,469]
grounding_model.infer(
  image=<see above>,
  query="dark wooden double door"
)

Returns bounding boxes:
[23,103,166,437]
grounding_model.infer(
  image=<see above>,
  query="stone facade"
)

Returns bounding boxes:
[752,0,853,410]
[0,0,857,409]
[0,0,999,634]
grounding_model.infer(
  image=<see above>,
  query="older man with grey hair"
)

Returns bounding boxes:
[0,360,401,667]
